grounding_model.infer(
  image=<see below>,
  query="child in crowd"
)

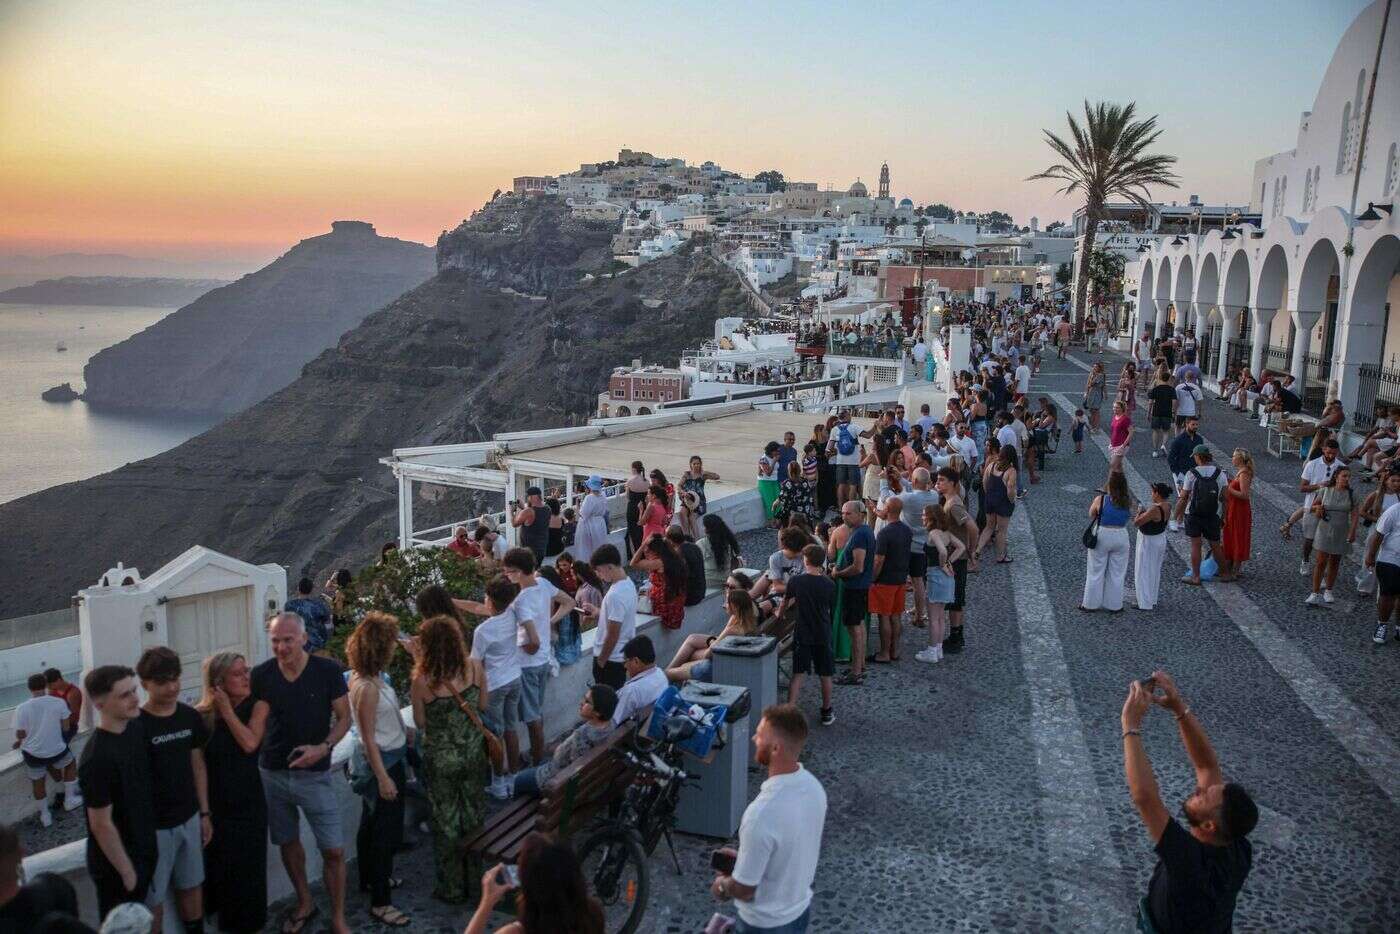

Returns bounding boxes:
[1071,408,1087,454]
[919,505,967,663]
[465,576,526,798]
[780,544,837,726]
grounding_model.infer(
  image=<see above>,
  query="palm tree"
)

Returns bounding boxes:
[1028,101,1179,324]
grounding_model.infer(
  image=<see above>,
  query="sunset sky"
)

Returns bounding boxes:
[0,0,1370,268]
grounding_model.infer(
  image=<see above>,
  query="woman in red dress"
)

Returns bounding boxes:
[1217,448,1254,581]
[629,533,688,630]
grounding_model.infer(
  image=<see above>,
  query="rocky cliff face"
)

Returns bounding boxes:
[0,198,747,616]
[0,276,228,307]
[80,221,435,416]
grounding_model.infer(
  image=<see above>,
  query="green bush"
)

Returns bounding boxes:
[326,547,487,696]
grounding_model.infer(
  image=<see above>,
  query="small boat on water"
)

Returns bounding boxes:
[56,341,67,352]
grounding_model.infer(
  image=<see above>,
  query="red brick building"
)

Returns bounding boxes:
[598,365,688,416]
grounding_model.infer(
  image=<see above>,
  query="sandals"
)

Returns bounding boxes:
[836,671,865,685]
[281,905,320,934]
[370,905,412,927]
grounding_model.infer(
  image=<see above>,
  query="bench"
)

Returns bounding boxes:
[464,721,639,863]
[759,600,798,686]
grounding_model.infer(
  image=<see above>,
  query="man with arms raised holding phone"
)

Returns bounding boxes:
[1121,671,1257,933]
[250,612,353,934]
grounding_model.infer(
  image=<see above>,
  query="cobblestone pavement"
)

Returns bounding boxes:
[62,352,1400,932]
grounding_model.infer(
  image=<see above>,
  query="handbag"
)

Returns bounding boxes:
[1082,514,1101,549]
[450,685,506,769]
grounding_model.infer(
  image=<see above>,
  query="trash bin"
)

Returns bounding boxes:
[673,681,750,838]
[709,635,778,736]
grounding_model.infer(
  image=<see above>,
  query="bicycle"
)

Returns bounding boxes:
[577,714,701,934]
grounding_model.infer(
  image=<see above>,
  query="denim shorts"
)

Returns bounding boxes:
[261,768,344,850]
[689,658,713,681]
[926,566,956,605]
[485,679,521,735]
[149,812,204,903]
[517,665,549,724]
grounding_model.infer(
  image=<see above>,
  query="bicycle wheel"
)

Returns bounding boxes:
[578,826,649,934]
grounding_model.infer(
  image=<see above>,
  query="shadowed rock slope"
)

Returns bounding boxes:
[0,199,746,615]
[81,221,435,416]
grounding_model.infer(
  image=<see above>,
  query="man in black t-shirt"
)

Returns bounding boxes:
[869,497,913,664]
[78,665,158,921]
[1122,671,1256,933]
[136,646,211,933]
[1147,375,1177,457]
[780,545,837,727]
[251,612,352,934]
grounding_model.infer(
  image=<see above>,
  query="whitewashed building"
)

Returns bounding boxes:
[1128,0,1399,428]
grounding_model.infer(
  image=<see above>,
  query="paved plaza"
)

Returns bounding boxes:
[270,347,1398,932]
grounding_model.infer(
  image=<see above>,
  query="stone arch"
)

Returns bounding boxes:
[616,405,631,417]
[637,406,652,415]
[1135,259,1155,336]
[1154,258,1174,335]
[1253,244,1291,376]
[1223,248,1252,348]
[1195,252,1220,318]
[1349,234,1400,358]
[1297,238,1342,321]
[1173,253,1196,332]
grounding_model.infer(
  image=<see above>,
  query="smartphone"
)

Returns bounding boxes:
[497,864,519,888]
[710,849,736,874]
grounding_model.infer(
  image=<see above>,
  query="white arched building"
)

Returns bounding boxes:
[1128,0,1399,429]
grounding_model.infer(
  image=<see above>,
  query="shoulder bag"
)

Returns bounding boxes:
[449,684,506,769]
[1082,497,1101,549]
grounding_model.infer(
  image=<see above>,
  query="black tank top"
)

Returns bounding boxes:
[522,505,551,558]
[1139,504,1168,536]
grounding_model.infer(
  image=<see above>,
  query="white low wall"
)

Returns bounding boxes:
[21,552,761,927]
[0,635,83,748]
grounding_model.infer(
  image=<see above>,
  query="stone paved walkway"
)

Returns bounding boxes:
[269,349,1399,932]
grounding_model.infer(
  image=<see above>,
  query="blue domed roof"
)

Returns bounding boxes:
[899,197,913,207]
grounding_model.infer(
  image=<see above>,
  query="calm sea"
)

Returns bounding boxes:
[0,304,219,503]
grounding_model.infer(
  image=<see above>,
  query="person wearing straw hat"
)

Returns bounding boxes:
[574,475,611,562]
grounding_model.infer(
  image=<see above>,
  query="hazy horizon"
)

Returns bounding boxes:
[0,0,1370,265]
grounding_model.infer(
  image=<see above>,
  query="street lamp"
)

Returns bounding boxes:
[1357,202,1393,229]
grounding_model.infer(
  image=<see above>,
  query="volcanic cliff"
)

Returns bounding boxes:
[0,197,747,616]
[80,221,435,416]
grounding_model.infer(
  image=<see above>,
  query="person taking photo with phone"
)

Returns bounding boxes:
[467,832,604,934]
[1121,671,1257,933]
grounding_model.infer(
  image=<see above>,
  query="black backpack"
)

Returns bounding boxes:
[1189,467,1220,518]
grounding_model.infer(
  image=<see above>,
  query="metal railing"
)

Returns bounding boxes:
[1263,344,1291,376]
[1224,339,1250,378]
[1304,351,1333,387]
[1353,363,1400,429]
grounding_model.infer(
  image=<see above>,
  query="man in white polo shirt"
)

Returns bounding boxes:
[711,704,827,933]
[610,635,668,728]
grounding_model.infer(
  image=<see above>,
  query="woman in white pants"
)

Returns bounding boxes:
[1082,471,1134,612]
[1132,482,1173,610]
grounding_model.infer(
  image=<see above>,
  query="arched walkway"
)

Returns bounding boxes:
[1254,245,1290,379]
[1173,254,1196,335]
[1338,235,1400,426]
[1220,249,1252,378]
[1295,238,1342,402]
[1135,259,1155,338]
[1153,260,1173,337]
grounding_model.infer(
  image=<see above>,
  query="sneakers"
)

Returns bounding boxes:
[1304,592,1322,605]
[1151,450,1160,458]
[820,707,836,726]
[38,807,52,828]
[915,646,941,664]
[1322,589,1334,604]
[1375,622,1390,644]
[487,775,513,800]
[63,793,84,812]
[1300,559,1311,576]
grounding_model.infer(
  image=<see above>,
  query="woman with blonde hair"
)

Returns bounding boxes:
[195,651,267,933]
[1217,449,1255,582]
[409,615,491,904]
[346,612,411,926]
[666,588,759,683]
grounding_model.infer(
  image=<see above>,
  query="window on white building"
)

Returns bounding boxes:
[1386,144,1398,197]
[1338,102,1352,175]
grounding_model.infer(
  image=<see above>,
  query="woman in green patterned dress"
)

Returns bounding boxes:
[409,613,491,904]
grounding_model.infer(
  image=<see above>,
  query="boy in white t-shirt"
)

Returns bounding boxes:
[466,576,526,798]
[500,547,575,766]
[584,545,638,691]
[12,672,81,826]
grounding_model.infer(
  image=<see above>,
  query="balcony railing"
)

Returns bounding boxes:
[827,334,908,360]
[1352,363,1400,429]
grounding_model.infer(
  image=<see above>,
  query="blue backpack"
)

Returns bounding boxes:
[835,423,858,456]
